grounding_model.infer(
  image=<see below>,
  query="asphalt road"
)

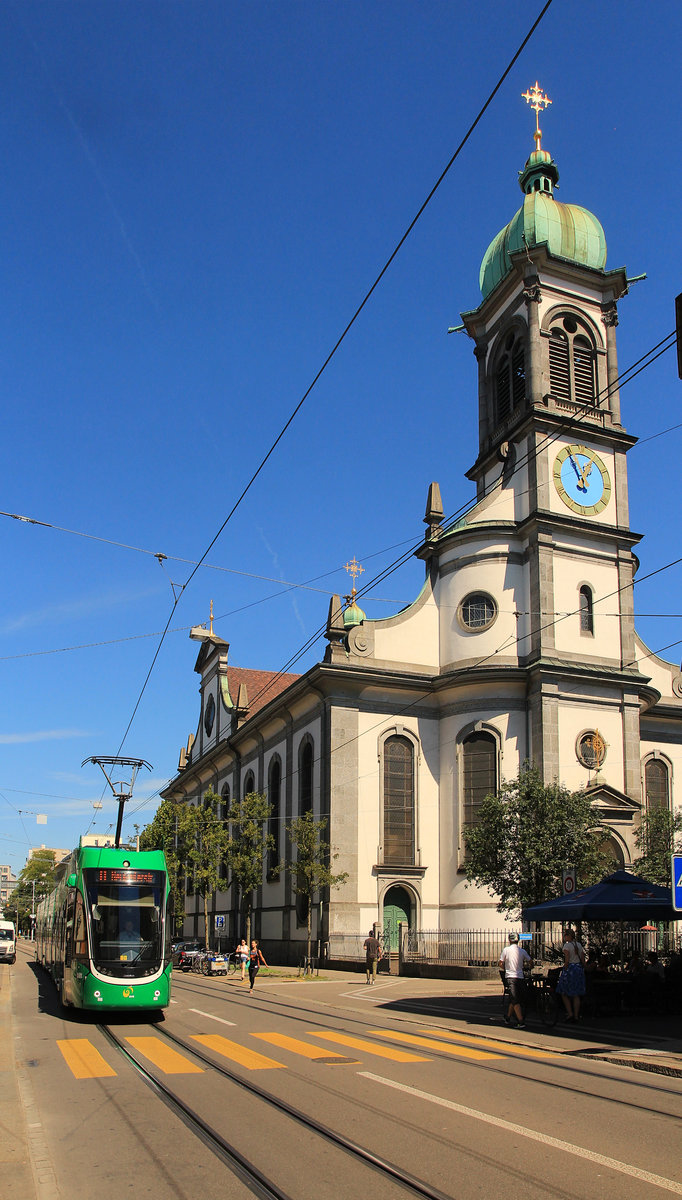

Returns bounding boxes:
[5,947,682,1200]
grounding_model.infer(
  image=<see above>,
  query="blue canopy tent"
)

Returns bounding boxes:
[523,871,677,923]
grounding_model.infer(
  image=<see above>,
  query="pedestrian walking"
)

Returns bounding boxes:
[363,928,382,984]
[237,938,248,982]
[498,932,531,1028]
[248,939,267,993]
[556,927,586,1022]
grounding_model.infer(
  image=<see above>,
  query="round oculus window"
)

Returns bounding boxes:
[576,729,607,770]
[458,592,497,632]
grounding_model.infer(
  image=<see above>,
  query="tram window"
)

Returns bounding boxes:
[83,871,164,971]
[73,895,88,962]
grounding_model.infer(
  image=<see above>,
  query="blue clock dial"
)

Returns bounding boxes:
[561,451,604,505]
[553,445,611,515]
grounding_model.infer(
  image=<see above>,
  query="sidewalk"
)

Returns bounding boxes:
[0,963,38,1198]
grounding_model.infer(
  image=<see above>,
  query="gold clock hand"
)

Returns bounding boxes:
[578,457,594,491]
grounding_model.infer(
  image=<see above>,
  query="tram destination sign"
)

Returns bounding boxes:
[95,868,159,885]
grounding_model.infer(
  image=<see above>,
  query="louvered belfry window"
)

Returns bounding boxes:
[549,316,596,406]
[462,732,497,828]
[383,735,415,864]
[645,758,669,813]
[494,331,526,425]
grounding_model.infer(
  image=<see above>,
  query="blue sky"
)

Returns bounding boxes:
[1,1,681,877]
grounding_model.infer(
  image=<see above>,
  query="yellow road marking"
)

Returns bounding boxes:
[253,1032,358,1063]
[424,1029,560,1060]
[57,1038,117,1079]
[309,1030,430,1062]
[371,1031,501,1061]
[126,1036,203,1074]
[192,1033,284,1070]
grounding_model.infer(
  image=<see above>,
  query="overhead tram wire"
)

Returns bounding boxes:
[0,329,673,589]
[241,330,679,709]
[2,327,671,679]
[104,3,556,756]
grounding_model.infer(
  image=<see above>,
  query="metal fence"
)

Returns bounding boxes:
[328,927,681,970]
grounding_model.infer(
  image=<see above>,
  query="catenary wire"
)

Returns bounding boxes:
[91,1,558,765]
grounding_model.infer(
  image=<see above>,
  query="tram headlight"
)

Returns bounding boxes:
[94,990,102,1000]
[153,990,161,999]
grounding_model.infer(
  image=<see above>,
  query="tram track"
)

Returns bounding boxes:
[170,973,682,1121]
[98,1020,457,1200]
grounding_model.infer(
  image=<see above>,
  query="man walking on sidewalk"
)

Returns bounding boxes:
[364,929,382,984]
[499,932,531,1028]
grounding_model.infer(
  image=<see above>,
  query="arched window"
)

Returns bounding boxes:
[267,758,281,877]
[579,585,594,635]
[219,784,230,881]
[383,735,415,865]
[299,740,313,815]
[494,330,525,426]
[645,757,670,813]
[296,741,314,925]
[243,770,255,798]
[548,315,597,406]
[462,731,497,830]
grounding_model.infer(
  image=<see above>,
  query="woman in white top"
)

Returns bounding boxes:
[555,927,586,1022]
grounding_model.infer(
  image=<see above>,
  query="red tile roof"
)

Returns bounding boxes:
[226,666,301,718]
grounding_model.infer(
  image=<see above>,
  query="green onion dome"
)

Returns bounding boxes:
[343,601,365,629]
[479,148,607,300]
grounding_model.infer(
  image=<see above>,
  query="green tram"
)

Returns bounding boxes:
[36,839,172,1012]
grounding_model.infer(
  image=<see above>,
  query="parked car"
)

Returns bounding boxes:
[171,940,204,967]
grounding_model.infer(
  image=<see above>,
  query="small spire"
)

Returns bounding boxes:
[209,599,214,635]
[344,556,364,605]
[521,81,552,152]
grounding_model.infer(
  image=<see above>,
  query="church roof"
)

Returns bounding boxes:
[479,146,607,299]
[225,666,300,716]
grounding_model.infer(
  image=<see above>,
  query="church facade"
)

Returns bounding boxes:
[162,110,682,956]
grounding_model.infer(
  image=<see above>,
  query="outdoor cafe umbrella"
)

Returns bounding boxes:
[522,870,677,923]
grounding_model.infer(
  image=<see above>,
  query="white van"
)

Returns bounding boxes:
[0,920,16,964]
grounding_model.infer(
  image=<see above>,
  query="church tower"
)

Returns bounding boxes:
[420,84,651,868]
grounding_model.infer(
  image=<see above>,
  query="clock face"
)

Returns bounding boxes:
[553,444,611,515]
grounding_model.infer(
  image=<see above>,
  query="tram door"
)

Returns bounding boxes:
[382,886,411,952]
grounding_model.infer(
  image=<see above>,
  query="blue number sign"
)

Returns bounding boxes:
[672,855,682,912]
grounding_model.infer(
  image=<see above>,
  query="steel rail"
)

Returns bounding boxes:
[97,1023,295,1200]
[169,972,682,1115]
[154,1022,456,1200]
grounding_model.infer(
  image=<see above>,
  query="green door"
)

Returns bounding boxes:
[383,886,411,951]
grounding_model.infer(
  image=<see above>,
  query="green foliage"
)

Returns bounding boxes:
[224,791,274,945]
[464,766,610,914]
[634,806,682,887]
[187,789,230,948]
[283,811,348,963]
[139,797,195,934]
[10,850,57,931]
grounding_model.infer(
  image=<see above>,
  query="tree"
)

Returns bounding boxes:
[12,850,57,932]
[186,789,229,949]
[634,807,682,887]
[224,791,274,947]
[464,766,610,915]
[283,810,348,967]
[140,797,195,936]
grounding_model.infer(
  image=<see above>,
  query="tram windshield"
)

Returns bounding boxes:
[84,869,165,975]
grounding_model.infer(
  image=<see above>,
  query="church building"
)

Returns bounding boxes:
[162,89,682,956]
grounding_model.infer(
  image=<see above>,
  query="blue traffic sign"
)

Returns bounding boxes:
[672,855,682,912]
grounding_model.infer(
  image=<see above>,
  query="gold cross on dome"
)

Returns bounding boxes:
[344,556,364,599]
[209,599,214,635]
[522,81,552,150]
